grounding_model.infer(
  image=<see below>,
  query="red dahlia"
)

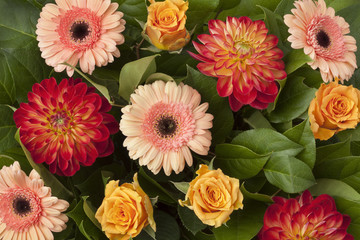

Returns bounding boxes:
[259,190,353,240]
[14,78,118,176]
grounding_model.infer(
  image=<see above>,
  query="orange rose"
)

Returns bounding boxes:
[309,81,360,140]
[145,0,190,51]
[179,165,243,228]
[95,173,156,240]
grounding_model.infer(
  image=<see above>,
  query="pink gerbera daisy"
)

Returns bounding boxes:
[36,0,126,76]
[284,0,357,83]
[119,81,213,176]
[0,162,69,240]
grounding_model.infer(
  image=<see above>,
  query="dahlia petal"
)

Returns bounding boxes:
[216,77,233,97]
[228,94,243,111]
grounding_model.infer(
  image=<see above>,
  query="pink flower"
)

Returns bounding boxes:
[189,16,286,111]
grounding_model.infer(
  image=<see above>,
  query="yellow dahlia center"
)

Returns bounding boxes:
[49,110,72,132]
[234,40,252,56]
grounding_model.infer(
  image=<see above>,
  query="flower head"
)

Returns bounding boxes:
[95,173,156,240]
[13,78,119,176]
[36,0,126,76]
[284,0,357,83]
[179,164,243,227]
[119,81,213,176]
[258,190,353,240]
[189,16,286,111]
[0,161,69,240]
[309,80,360,140]
[145,0,190,51]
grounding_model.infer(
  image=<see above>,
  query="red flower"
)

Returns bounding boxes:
[258,190,353,240]
[189,17,286,111]
[14,78,118,176]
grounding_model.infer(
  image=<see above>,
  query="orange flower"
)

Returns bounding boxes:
[145,0,190,51]
[189,17,286,111]
[179,165,243,227]
[95,173,156,240]
[309,80,360,140]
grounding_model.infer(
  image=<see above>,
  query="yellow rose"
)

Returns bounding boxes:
[179,164,243,228]
[95,173,156,240]
[309,81,360,140]
[145,0,190,51]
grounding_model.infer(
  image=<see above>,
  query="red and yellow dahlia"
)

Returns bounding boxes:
[258,190,353,240]
[13,78,119,176]
[189,16,286,111]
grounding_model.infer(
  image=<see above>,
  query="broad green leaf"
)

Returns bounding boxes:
[309,179,360,201]
[184,66,234,145]
[67,198,107,240]
[316,140,351,165]
[217,0,239,10]
[268,76,316,123]
[274,0,297,16]
[283,49,312,75]
[337,126,360,142]
[284,120,315,168]
[170,181,189,195]
[0,54,16,104]
[327,0,360,11]
[186,0,220,29]
[213,201,267,240]
[0,105,18,153]
[117,0,147,26]
[231,128,304,157]
[138,167,176,204]
[335,197,360,237]
[145,73,174,84]
[1,147,33,174]
[178,205,206,235]
[294,66,322,89]
[0,0,38,48]
[82,196,102,230]
[243,111,275,130]
[264,155,316,193]
[1,41,51,103]
[0,155,14,167]
[119,55,158,101]
[15,130,74,202]
[215,144,270,179]
[240,183,273,203]
[267,78,287,111]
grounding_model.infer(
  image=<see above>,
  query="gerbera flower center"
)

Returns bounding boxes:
[316,30,330,48]
[142,101,196,152]
[156,116,178,137]
[57,7,101,51]
[0,188,42,231]
[71,20,91,42]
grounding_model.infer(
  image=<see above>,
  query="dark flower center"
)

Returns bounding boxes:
[13,197,31,216]
[156,116,178,138]
[316,30,331,48]
[71,21,91,42]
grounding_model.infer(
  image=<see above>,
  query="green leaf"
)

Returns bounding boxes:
[283,120,315,168]
[119,55,158,101]
[283,49,312,75]
[231,128,304,157]
[243,111,275,130]
[326,0,360,11]
[15,130,74,202]
[309,178,360,201]
[186,0,220,29]
[217,0,239,10]
[316,140,351,165]
[337,125,360,142]
[240,183,273,203]
[264,155,316,193]
[67,198,107,240]
[213,201,267,240]
[116,0,147,26]
[335,197,360,237]
[170,181,189,195]
[215,144,270,179]
[145,73,174,84]
[268,76,316,123]
[0,105,18,153]
[82,196,102,230]
[0,54,16,104]
[138,167,176,204]
[0,0,38,48]
[62,63,112,104]
[184,66,234,145]
[1,147,33,174]
[178,205,206,235]
[0,155,14,167]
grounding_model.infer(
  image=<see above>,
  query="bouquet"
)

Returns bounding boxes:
[0,0,359,239]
